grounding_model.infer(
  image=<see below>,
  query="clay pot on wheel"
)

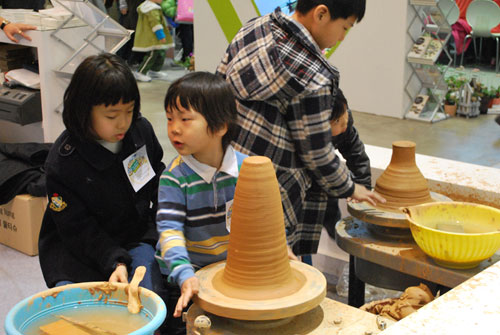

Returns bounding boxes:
[194,156,326,321]
[374,141,432,211]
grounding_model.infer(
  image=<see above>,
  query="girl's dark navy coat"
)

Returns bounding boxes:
[38,116,165,288]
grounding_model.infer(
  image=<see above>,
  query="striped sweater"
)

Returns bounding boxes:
[155,146,247,287]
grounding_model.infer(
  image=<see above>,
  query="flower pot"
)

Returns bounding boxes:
[491,97,500,106]
[479,97,492,114]
[444,103,457,117]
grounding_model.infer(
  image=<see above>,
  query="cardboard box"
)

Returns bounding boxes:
[0,194,47,256]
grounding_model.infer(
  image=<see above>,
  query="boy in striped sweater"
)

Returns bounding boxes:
[156,72,246,333]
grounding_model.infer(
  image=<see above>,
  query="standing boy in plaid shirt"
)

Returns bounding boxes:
[216,0,384,257]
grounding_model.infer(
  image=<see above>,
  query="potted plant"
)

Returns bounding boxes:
[444,76,459,117]
[476,83,493,114]
[444,90,458,117]
[491,86,500,107]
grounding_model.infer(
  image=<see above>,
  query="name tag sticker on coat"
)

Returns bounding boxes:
[225,199,233,232]
[123,145,155,192]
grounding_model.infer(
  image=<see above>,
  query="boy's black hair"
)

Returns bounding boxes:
[164,72,237,150]
[330,89,348,121]
[62,53,140,141]
[295,0,366,22]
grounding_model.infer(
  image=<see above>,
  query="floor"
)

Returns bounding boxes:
[141,68,500,169]
[1,64,499,331]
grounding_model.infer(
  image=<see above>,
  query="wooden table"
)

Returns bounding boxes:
[335,217,499,307]
[185,298,394,334]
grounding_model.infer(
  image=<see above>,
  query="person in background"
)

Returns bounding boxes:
[160,0,185,68]
[132,0,173,82]
[323,89,371,239]
[0,0,44,11]
[0,16,36,43]
[117,0,145,67]
[161,0,193,64]
[300,89,372,265]
[216,0,384,258]
[176,23,193,63]
[0,0,40,43]
[161,0,176,26]
[88,0,107,12]
[155,72,246,334]
[38,53,165,295]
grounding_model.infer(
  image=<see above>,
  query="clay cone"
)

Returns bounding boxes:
[195,156,326,320]
[212,156,305,300]
[374,141,432,210]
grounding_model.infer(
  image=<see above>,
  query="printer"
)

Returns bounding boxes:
[0,85,41,125]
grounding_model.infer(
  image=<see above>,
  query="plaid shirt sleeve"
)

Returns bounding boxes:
[285,86,354,198]
[334,111,372,189]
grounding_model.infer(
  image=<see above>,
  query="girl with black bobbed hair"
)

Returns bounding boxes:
[39,53,165,294]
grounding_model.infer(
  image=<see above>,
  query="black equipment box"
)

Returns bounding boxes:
[0,86,41,125]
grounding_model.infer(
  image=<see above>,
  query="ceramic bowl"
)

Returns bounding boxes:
[402,202,500,269]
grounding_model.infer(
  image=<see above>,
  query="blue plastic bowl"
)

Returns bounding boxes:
[4,282,166,335]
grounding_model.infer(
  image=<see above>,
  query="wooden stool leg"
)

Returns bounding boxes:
[348,255,365,307]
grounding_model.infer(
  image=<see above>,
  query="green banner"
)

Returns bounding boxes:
[207,0,346,57]
[206,0,243,42]
[325,29,350,59]
[251,0,261,16]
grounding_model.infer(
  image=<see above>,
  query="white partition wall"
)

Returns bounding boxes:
[193,0,257,73]
[194,0,413,119]
[331,1,412,118]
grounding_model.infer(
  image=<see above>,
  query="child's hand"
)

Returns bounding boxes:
[287,245,299,261]
[109,264,128,283]
[174,276,199,317]
[160,38,166,44]
[351,184,386,207]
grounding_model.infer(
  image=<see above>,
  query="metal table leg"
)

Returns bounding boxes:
[348,255,365,307]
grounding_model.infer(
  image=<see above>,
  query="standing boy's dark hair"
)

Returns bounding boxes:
[164,72,237,150]
[330,89,348,121]
[295,0,366,22]
[62,53,141,141]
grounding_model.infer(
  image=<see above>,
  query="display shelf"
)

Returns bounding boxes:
[407,33,446,65]
[405,0,454,123]
[51,0,130,76]
[410,0,439,5]
[406,88,447,122]
[413,64,448,90]
[0,0,130,143]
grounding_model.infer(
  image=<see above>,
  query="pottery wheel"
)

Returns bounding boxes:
[347,192,451,229]
[193,260,326,321]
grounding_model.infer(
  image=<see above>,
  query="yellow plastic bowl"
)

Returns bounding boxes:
[402,202,500,269]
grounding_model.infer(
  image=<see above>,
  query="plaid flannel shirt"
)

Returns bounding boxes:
[216,8,354,254]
